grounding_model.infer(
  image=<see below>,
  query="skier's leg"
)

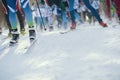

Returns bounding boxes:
[17,10,25,34]
[74,10,83,23]
[48,15,54,31]
[83,0,107,27]
[6,0,19,44]
[39,17,43,31]
[106,0,111,19]
[40,17,46,31]
[5,14,12,36]
[20,0,36,40]
[1,0,12,36]
[16,9,25,34]
[113,0,120,22]
[20,0,34,27]
[68,0,76,29]
[62,11,67,29]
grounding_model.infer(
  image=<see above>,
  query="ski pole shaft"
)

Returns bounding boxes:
[35,0,46,31]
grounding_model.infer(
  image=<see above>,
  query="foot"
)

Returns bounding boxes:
[70,22,76,30]
[99,21,107,27]
[9,34,19,46]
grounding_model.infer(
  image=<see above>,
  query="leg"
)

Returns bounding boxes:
[6,0,19,45]
[74,10,83,23]
[1,0,12,36]
[113,0,120,22]
[106,0,111,19]
[83,0,107,27]
[20,0,36,40]
[62,11,67,29]
[68,0,76,29]
[16,9,25,34]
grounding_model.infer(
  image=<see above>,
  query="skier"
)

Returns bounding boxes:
[45,0,67,30]
[1,0,12,36]
[67,0,107,29]
[67,0,83,29]
[6,0,36,45]
[88,0,100,23]
[53,1,68,30]
[106,0,120,22]
[46,5,54,31]
[36,2,47,31]
[16,5,26,34]
[1,0,25,36]
[79,2,88,22]
[53,0,68,30]
[54,5,63,29]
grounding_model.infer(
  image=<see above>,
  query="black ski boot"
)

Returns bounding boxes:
[49,25,54,32]
[29,27,36,41]
[9,30,19,46]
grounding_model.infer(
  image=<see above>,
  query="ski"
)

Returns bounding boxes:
[0,37,9,46]
[0,39,11,52]
[0,34,9,45]
[24,39,37,54]
[59,29,78,34]
[0,34,27,53]
[14,39,37,54]
[0,38,37,54]
[59,30,72,34]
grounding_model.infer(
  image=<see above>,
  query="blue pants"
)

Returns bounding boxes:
[6,0,34,29]
[83,0,102,23]
[68,0,82,23]
[36,17,46,28]
[62,11,67,29]
[20,0,34,27]
[68,0,75,23]
[6,0,18,29]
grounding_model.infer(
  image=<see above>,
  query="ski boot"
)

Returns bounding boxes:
[70,22,76,30]
[29,27,36,41]
[9,30,19,46]
[49,25,54,32]
[99,21,107,27]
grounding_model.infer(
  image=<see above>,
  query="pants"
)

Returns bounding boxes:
[6,0,34,30]
[20,0,34,27]
[68,0,75,23]
[83,0,102,23]
[112,0,120,16]
[68,0,82,23]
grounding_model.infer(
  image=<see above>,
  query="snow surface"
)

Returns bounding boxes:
[0,22,120,80]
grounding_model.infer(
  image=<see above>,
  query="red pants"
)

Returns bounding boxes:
[113,0,120,16]
[106,0,120,17]
[106,0,111,18]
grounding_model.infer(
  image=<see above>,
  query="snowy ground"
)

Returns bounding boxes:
[0,22,120,80]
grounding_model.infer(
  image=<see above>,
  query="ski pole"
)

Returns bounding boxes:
[35,0,47,31]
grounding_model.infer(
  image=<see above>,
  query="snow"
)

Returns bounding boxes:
[0,22,120,80]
